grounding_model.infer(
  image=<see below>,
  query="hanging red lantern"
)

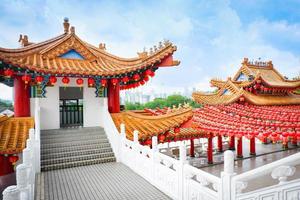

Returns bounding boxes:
[35,75,44,85]
[76,78,84,87]
[62,76,70,86]
[144,139,152,146]
[88,77,95,87]
[158,134,166,143]
[4,69,14,78]
[101,79,107,87]
[49,76,57,85]
[8,155,19,165]
[122,76,129,84]
[174,127,180,133]
[111,78,119,86]
[144,69,152,77]
[149,71,155,77]
[140,80,145,85]
[144,76,149,82]
[133,74,140,81]
[22,74,31,84]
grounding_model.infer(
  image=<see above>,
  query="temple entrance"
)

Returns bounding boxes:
[59,87,83,127]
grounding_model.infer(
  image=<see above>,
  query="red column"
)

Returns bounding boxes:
[14,76,30,117]
[229,136,235,150]
[0,155,14,176]
[237,137,243,158]
[207,136,213,164]
[217,135,223,152]
[250,137,256,156]
[292,136,298,146]
[190,139,195,157]
[107,82,120,113]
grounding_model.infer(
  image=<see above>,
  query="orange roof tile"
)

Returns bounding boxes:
[0,21,179,77]
[0,117,34,154]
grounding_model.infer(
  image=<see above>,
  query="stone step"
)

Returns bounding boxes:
[41,152,115,166]
[41,130,106,139]
[41,157,116,171]
[41,143,112,155]
[41,147,113,160]
[41,138,110,149]
[41,134,108,144]
[41,127,105,135]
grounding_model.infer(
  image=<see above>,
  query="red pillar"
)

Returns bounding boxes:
[292,136,298,146]
[190,139,195,157]
[237,137,243,158]
[0,155,14,176]
[229,136,235,150]
[217,135,223,152]
[250,137,256,156]
[207,136,213,164]
[14,76,30,117]
[107,82,120,113]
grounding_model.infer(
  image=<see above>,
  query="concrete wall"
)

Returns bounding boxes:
[30,77,108,130]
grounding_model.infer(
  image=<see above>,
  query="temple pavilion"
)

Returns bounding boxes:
[0,18,180,175]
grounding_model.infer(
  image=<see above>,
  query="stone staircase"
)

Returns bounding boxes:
[41,127,116,171]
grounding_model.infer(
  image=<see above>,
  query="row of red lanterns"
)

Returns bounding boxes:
[3,68,155,88]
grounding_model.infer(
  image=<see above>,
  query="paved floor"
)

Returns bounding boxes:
[36,162,171,200]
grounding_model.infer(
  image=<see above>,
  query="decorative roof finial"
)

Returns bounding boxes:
[70,26,75,34]
[63,17,70,34]
[99,43,106,50]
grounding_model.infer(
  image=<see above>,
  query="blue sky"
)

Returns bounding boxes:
[0,0,300,100]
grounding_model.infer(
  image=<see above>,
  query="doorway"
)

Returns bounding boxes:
[59,87,83,127]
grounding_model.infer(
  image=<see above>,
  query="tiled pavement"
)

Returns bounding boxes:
[36,162,171,200]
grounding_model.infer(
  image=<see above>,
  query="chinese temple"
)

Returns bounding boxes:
[0,18,179,130]
[191,58,300,163]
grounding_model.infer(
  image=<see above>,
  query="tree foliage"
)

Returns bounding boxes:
[125,94,201,110]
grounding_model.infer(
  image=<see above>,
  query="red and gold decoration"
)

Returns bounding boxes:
[35,75,44,85]
[62,76,70,86]
[88,77,95,87]
[111,78,118,86]
[76,78,84,87]
[21,74,31,85]
[133,74,140,81]
[101,79,107,87]
[4,69,14,78]
[49,76,57,86]
[122,76,129,84]
[8,155,19,166]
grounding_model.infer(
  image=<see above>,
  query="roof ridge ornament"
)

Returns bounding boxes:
[63,17,70,34]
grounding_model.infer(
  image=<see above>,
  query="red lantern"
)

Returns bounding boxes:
[22,74,31,84]
[144,69,152,77]
[122,76,129,84]
[8,155,19,165]
[101,79,107,87]
[49,76,57,85]
[4,69,14,78]
[149,71,155,77]
[144,139,152,146]
[111,78,119,86]
[158,134,166,143]
[140,80,145,85]
[88,77,95,87]
[62,76,70,85]
[144,76,149,82]
[133,74,140,81]
[35,75,44,85]
[174,127,180,133]
[76,78,84,86]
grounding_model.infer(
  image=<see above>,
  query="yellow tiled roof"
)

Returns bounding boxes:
[0,117,34,154]
[111,108,193,142]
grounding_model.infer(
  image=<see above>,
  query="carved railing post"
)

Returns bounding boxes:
[220,150,236,200]
[2,186,20,200]
[179,141,187,200]
[16,164,30,200]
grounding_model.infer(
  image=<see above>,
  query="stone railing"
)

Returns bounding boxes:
[100,111,300,200]
[231,152,300,200]
[2,98,41,200]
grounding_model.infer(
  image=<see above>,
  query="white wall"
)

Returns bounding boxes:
[30,77,107,130]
